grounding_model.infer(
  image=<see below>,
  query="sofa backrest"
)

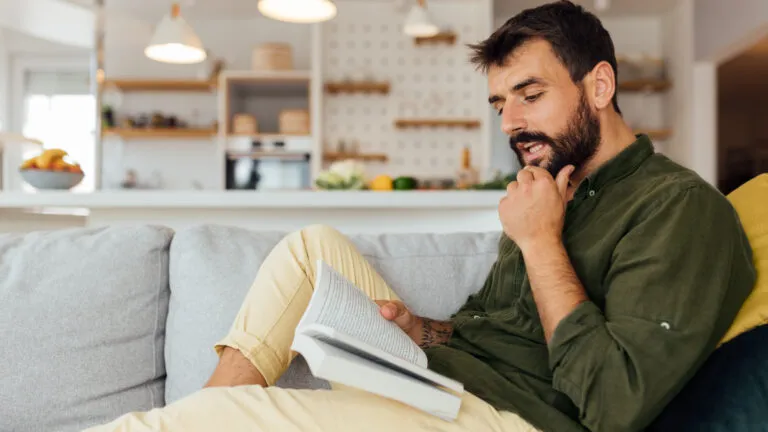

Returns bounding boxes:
[164,224,500,403]
[0,223,500,431]
[0,225,173,432]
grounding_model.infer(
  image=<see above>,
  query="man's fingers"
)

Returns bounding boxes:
[516,169,534,185]
[377,300,417,331]
[376,300,405,321]
[523,165,550,180]
[555,165,575,198]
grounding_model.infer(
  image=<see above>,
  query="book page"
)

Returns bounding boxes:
[296,260,427,368]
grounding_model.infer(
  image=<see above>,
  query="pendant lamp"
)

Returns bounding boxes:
[258,0,337,23]
[145,3,207,64]
[595,0,611,11]
[403,0,439,38]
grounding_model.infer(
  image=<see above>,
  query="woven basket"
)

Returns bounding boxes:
[252,43,294,71]
[279,109,310,135]
[232,114,258,135]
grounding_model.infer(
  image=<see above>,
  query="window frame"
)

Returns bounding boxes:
[10,54,98,192]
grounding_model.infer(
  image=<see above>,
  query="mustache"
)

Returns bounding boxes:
[509,131,555,149]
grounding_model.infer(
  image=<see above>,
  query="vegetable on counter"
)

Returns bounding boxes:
[470,171,518,190]
[393,176,418,190]
[315,160,366,190]
[369,175,393,191]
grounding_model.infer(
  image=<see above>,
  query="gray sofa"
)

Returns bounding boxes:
[0,224,500,432]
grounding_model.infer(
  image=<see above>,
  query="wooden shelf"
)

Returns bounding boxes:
[227,133,311,140]
[226,150,310,161]
[103,79,217,92]
[394,118,481,129]
[222,70,311,81]
[414,31,457,46]
[635,128,672,140]
[618,79,671,92]
[323,152,388,162]
[325,81,390,95]
[103,128,217,139]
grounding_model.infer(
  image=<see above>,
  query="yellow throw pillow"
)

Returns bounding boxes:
[720,174,768,345]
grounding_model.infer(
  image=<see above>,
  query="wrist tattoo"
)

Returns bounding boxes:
[418,319,453,349]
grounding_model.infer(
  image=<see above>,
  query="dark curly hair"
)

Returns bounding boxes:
[469,0,621,114]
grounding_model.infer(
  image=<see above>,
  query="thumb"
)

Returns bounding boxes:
[377,300,404,319]
[556,165,575,198]
[378,301,415,330]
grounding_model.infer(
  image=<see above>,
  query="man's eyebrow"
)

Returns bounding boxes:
[512,77,543,91]
[488,77,545,104]
[488,95,502,104]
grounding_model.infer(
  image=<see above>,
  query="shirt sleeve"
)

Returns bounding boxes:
[548,184,756,432]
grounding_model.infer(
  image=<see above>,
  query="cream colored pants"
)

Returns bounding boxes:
[86,225,539,432]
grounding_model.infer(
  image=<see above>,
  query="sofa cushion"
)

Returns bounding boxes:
[721,174,768,344]
[0,225,173,432]
[165,224,500,403]
[648,324,768,431]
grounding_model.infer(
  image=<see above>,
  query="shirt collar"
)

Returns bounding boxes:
[576,134,654,197]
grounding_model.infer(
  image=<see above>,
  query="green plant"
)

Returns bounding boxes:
[471,171,518,190]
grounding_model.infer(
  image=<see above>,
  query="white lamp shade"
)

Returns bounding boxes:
[258,0,337,23]
[403,4,439,37]
[145,13,206,64]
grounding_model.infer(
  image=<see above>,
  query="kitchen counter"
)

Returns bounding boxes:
[0,190,505,234]
[0,190,504,209]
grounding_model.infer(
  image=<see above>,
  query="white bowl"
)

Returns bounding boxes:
[19,169,84,190]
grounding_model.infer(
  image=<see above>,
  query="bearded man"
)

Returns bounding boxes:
[87,1,755,432]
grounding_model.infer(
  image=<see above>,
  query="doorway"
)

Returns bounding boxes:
[717,36,768,194]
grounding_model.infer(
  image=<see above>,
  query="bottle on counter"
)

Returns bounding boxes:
[456,146,479,189]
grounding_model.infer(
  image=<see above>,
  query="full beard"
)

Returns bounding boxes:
[510,90,601,178]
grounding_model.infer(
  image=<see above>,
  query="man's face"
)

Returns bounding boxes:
[487,39,601,177]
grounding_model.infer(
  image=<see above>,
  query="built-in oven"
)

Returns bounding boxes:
[225,135,311,190]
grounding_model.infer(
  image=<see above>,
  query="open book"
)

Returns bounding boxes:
[290,259,464,421]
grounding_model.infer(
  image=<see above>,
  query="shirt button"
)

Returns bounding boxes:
[588,190,596,197]
[660,322,671,330]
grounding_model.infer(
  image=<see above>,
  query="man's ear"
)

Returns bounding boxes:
[589,61,616,111]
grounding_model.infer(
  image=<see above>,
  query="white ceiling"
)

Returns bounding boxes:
[1,27,89,53]
[67,0,679,20]
[496,0,679,18]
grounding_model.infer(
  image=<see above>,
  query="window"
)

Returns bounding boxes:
[21,69,95,192]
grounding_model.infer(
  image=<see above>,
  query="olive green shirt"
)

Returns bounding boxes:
[425,135,756,432]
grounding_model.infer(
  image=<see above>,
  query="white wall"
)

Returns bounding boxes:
[694,0,768,62]
[2,28,90,55]
[601,16,668,153]
[321,0,493,181]
[0,0,93,49]
[661,0,694,170]
[0,209,85,232]
[0,30,8,132]
[690,62,717,185]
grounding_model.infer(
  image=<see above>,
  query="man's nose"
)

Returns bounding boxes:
[500,104,526,136]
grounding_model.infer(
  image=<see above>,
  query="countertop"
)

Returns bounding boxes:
[0,190,506,209]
